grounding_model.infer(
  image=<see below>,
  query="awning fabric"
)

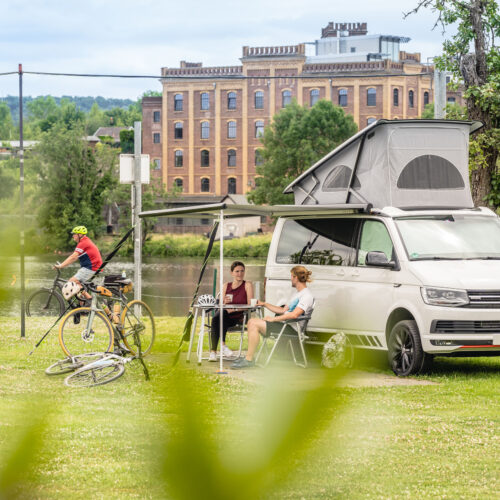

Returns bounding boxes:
[139,203,370,219]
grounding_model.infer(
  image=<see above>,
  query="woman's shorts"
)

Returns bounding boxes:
[73,267,95,283]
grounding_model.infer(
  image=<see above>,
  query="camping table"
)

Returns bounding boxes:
[187,304,262,365]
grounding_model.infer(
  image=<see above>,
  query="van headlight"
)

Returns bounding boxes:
[421,287,469,307]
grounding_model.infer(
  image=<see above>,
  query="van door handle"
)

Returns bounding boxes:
[336,269,345,276]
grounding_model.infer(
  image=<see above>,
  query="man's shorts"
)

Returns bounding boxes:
[73,267,95,283]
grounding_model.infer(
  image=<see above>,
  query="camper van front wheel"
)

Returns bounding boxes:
[388,320,432,376]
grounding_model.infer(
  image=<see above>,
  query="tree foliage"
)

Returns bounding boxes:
[35,124,118,249]
[247,100,357,205]
[407,0,500,207]
[0,102,15,140]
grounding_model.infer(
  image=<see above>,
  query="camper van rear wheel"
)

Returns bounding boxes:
[388,320,428,376]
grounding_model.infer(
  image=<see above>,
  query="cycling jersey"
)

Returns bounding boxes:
[75,236,102,271]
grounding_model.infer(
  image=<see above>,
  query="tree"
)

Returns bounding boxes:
[35,124,117,249]
[85,102,106,135]
[247,100,358,205]
[407,0,500,207]
[0,103,15,140]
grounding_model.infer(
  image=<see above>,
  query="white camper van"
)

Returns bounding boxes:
[264,119,500,376]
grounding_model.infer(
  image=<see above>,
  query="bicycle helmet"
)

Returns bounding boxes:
[197,294,216,307]
[62,281,81,300]
[71,226,88,235]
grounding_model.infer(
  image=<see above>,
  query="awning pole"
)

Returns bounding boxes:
[217,209,227,374]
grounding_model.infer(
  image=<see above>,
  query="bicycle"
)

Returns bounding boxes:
[57,278,155,358]
[26,266,69,317]
[63,351,139,387]
[45,352,104,376]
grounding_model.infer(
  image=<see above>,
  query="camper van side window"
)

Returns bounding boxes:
[357,220,394,266]
[276,218,358,266]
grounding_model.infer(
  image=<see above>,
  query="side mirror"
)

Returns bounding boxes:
[365,251,396,269]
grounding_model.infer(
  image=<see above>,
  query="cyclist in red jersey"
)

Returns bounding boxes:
[54,225,102,289]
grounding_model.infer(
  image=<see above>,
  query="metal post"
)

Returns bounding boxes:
[218,209,226,374]
[133,121,142,302]
[19,64,25,338]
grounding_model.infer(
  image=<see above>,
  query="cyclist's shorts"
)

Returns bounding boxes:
[73,267,95,283]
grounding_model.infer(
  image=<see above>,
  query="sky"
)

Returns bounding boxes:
[1,0,452,100]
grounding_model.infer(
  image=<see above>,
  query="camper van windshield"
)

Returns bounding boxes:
[396,215,500,260]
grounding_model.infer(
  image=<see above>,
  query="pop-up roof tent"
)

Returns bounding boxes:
[284,119,483,210]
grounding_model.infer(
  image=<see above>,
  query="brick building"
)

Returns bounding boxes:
[143,22,463,196]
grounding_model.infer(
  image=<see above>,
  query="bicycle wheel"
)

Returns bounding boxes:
[64,360,124,387]
[120,300,156,356]
[45,353,104,376]
[59,308,114,357]
[26,288,65,317]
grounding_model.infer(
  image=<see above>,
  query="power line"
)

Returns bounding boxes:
[0,69,434,81]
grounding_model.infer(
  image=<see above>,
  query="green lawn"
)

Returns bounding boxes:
[0,316,499,499]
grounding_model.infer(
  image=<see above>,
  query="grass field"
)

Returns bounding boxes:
[0,316,499,499]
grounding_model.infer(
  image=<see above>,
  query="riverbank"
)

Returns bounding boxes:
[25,232,272,258]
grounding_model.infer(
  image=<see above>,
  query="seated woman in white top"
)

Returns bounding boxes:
[231,265,313,369]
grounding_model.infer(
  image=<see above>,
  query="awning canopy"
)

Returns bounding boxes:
[139,202,371,219]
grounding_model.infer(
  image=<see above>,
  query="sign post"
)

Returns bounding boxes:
[119,124,149,303]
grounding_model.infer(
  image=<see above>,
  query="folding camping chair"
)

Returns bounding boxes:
[255,302,315,368]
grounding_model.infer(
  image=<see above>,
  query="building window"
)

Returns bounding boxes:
[310,89,320,107]
[228,120,236,139]
[338,89,347,107]
[227,92,237,110]
[282,90,292,107]
[201,149,210,167]
[201,121,209,139]
[255,149,263,166]
[350,47,356,53]
[424,91,430,106]
[174,94,183,111]
[201,92,209,110]
[153,133,160,144]
[447,97,456,103]
[367,117,376,126]
[153,159,161,170]
[175,218,184,226]
[255,120,264,138]
[174,123,183,139]
[153,111,161,122]
[367,88,376,106]
[255,91,264,109]
[174,178,183,191]
[393,88,399,107]
[228,178,237,194]
[201,177,210,192]
[409,90,414,108]
[228,149,236,167]
[174,150,183,167]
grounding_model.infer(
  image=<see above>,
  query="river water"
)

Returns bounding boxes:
[1,255,266,317]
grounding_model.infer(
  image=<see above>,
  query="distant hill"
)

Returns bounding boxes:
[1,95,136,123]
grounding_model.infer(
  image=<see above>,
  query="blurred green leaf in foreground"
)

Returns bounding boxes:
[158,367,353,500]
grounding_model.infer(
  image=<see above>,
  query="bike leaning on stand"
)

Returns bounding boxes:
[57,277,155,358]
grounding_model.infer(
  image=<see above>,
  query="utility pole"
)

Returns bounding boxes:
[133,121,142,302]
[19,64,25,338]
